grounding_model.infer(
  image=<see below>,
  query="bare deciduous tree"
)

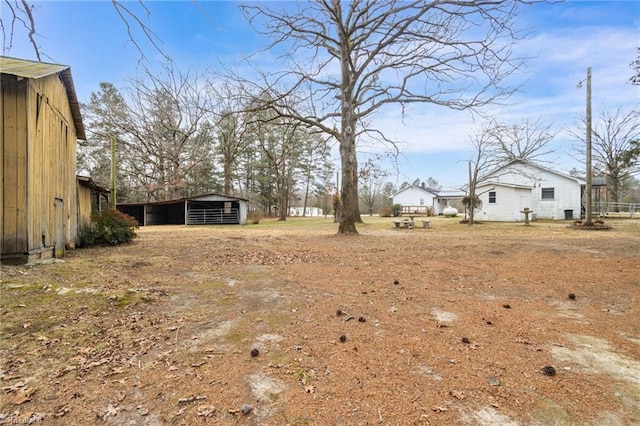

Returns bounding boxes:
[2,0,167,62]
[1,0,39,59]
[358,157,389,216]
[464,117,558,224]
[571,107,640,208]
[238,0,538,234]
[83,64,215,202]
[123,64,214,201]
[465,121,501,225]
[299,135,332,217]
[485,117,557,164]
[210,83,251,195]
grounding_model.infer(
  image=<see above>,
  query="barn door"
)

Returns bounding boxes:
[54,198,65,258]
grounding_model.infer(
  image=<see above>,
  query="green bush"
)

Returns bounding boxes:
[391,204,403,217]
[81,209,138,246]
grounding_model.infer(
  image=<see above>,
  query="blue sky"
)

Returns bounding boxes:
[3,1,639,188]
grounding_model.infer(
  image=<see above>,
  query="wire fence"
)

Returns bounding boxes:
[593,202,639,218]
[187,208,239,225]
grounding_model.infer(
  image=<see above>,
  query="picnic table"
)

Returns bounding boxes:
[392,219,414,229]
[392,219,430,229]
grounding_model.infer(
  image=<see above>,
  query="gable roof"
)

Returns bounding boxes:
[391,184,439,198]
[480,159,584,185]
[0,56,86,140]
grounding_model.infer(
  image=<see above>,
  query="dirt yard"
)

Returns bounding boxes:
[1,216,639,425]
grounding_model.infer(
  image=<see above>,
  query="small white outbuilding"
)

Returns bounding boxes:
[475,160,584,221]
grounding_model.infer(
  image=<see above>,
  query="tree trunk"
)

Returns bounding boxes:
[223,158,232,195]
[608,171,620,212]
[302,150,313,217]
[277,173,288,221]
[338,133,359,233]
[337,21,359,234]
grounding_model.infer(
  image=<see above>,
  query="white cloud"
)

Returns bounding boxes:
[370,17,639,160]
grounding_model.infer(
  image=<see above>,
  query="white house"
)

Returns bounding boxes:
[391,185,438,215]
[289,206,324,217]
[391,184,464,215]
[475,160,584,221]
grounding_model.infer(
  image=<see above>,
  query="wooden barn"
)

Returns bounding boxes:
[117,193,249,226]
[1,56,86,264]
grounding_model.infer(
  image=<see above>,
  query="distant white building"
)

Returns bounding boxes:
[391,184,464,215]
[289,206,324,217]
[475,160,584,221]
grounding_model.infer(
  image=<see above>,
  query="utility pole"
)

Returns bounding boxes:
[585,67,593,226]
[468,160,474,225]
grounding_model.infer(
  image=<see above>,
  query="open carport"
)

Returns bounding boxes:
[117,193,248,226]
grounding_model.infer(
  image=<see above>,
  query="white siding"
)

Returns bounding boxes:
[477,184,532,221]
[289,207,323,217]
[479,161,582,221]
[392,187,436,208]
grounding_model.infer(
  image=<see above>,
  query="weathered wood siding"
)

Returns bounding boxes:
[1,73,78,262]
[1,75,28,257]
[76,182,93,244]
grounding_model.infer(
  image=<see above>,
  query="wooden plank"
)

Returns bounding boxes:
[0,75,4,251]
[26,83,37,250]
[15,79,28,254]
[2,76,19,254]
[33,91,44,249]
[54,198,65,258]
[46,98,55,248]
[67,124,78,246]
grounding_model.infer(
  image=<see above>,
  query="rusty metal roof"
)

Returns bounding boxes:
[0,56,86,140]
[77,175,110,194]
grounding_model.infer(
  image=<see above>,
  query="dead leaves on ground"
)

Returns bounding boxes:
[2,378,37,405]
[206,249,332,266]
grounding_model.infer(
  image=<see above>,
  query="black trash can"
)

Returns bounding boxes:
[564,209,573,220]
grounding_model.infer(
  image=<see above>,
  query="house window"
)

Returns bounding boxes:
[488,191,496,204]
[420,199,424,205]
[541,187,555,200]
